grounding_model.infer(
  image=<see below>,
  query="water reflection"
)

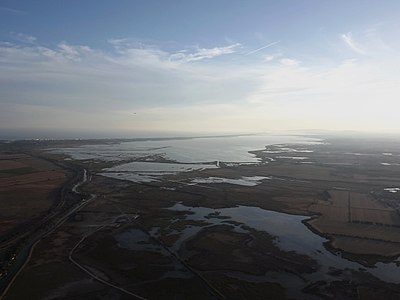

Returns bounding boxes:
[168,203,400,284]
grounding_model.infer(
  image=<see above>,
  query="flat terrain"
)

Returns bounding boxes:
[0,153,66,235]
[2,135,400,300]
[308,190,400,257]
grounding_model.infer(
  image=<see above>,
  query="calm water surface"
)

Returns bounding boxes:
[168,203,400,284]
[55,134,321,163]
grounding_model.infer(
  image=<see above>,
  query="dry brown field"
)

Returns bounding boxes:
[307,189,400,256]
[0,154,66,235]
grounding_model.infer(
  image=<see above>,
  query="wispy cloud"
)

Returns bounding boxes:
[11,33,37,44]
[0,6,25,15]
[341,32,367,55]
[171,43,241,62]
[57,42,92,60]
[279,58,300,66]
[109,39,241,63]
[0,41,250,112]
[0,38,399,134]
[245,41,280,56]
[264,55,275,62]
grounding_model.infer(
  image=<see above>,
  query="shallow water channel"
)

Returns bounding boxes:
[162,203,400,297]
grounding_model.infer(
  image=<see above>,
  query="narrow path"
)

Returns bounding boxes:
[68,219,148,300]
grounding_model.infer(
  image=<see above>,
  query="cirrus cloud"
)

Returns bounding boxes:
[1,33,399,136]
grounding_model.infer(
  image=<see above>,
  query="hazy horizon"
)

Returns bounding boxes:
[1,1,400,136]
[2,128,400,141]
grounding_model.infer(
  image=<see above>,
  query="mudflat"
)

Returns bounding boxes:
[2,135,400,299]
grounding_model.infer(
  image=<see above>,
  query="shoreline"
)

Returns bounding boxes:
[3,136,400,299]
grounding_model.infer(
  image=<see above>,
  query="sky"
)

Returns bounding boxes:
[0,0,400,138]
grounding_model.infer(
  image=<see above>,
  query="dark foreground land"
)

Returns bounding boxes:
[1,135,400,300]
